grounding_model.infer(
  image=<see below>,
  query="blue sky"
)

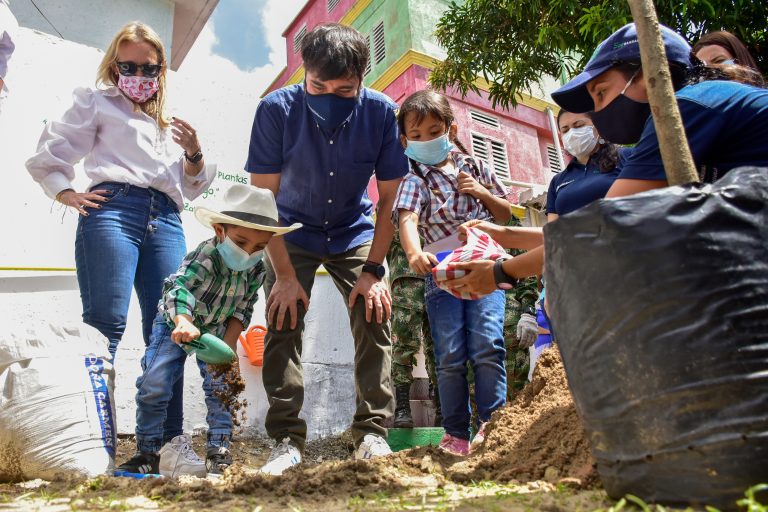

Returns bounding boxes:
[211,0,272,70]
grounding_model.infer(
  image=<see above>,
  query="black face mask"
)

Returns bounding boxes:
[590,93,651,145]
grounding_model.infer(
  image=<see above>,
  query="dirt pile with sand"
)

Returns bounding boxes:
[219,346,595,500]
[447,346,596,484]
[0,347,600,509]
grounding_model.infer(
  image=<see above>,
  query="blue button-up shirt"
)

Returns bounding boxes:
[245,84,409,255]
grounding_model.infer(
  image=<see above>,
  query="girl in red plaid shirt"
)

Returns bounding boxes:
[392,90,513,456]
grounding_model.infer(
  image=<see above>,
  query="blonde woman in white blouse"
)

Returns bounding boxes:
[26,22,215,445]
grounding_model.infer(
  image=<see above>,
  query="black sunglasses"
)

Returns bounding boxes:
[116,61,162,78]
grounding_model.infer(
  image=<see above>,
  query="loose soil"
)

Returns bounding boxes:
[207,362,249,430]
[0,348,608,511]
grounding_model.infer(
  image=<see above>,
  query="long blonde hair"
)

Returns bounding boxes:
[97,22,169,129]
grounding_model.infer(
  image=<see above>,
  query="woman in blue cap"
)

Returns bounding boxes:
[551,23,768,197]
[443,23,768,295]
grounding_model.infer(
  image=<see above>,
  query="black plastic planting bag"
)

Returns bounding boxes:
[544,167,768,510]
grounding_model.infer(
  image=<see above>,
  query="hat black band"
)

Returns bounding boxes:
[221,211,279,227]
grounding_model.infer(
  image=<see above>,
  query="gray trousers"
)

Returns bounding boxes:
[262,241,394,450]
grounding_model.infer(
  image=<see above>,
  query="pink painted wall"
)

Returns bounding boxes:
[382,65,556,187]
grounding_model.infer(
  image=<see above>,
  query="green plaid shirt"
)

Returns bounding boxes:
[160,237,265,337]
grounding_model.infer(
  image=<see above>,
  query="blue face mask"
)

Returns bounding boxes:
[217,237,263,272]
[305,90,357,131]
[404,133,455,166]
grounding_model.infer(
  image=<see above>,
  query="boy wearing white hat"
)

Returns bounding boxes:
[115,184,301,478]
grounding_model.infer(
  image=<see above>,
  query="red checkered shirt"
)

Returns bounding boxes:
[392,151,508,245]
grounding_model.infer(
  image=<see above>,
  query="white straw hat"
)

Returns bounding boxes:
[194,184,302,235]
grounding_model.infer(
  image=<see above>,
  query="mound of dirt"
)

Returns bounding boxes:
[3,348,595,509]
[220,347,595,500]
[447,346,596,484]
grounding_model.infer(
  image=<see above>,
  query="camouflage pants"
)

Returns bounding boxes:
[503,291,531,399]
[391,277,437,388]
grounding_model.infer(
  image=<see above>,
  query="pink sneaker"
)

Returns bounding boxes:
[439,433,469,456]
[470,422,488,452]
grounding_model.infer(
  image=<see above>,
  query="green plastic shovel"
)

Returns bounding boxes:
[181,333,236,364]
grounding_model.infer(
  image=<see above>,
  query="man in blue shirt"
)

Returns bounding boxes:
[246,23,409,475]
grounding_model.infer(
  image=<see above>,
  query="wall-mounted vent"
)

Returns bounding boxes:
[471,132,511,182]
[547,144,563,173]
[373,21,386,64]
[469,110,500,129]
[293,25,307,54]
[364,35,372,76]
[327,0,341,12]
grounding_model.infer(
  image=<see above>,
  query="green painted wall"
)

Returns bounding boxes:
[405,0,455,58]
[352,0,413,85]
[351,0,462,85]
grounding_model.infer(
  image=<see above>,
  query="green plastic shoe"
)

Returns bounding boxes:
[181,333,236,364]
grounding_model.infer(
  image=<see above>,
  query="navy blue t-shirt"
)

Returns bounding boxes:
[545,149,625,215]
[245,85,409,255]
[620,80,768,182]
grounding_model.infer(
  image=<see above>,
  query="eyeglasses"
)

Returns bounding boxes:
[116,61,162,78]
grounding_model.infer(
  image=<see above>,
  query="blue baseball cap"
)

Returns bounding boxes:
[552,23,692,113]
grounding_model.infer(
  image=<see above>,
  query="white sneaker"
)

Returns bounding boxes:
[159,434,207,478]
[354,434,392,460]
[259,437,302,476]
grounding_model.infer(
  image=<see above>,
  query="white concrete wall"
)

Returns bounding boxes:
[9,0,174,58]
[0,26,373,439]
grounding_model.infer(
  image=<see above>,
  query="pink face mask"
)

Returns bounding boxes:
[117,74,159,103]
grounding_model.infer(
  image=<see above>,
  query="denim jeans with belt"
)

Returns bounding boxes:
[135,313,232,453]
[425,275,507,440]
[75,182,187,442]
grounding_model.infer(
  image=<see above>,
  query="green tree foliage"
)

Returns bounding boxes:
[430,0,767,108]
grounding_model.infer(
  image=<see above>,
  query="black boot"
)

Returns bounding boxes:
[393,384,414,428]
[431,384,443,428]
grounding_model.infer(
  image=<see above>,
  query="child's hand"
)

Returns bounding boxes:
[458,220,503,242]
[457,171,490,199]
[408,251,438,275]
[172,315,201,344]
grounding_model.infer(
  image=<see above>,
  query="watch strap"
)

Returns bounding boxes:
[185,149,203,164]
[493,258,517,290]
[362,263,385,279]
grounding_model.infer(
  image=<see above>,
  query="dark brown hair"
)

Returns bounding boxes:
[397,90,471,155]
[301,23,369,82]
[692,31,760,73]
[397,90,477,176]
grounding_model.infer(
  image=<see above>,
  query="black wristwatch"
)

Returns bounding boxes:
[362,261,386,279]
[493,258,518,290]
[184,149,203,164]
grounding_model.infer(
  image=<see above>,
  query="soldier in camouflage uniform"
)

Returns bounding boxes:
[388,230,440,428]
[502,213,539,399]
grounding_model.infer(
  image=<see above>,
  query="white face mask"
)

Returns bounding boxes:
[562,125,599,159]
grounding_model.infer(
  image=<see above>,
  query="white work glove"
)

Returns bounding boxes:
[515,313,538,349]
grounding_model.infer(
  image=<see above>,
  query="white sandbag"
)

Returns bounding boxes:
[0,323,116,481]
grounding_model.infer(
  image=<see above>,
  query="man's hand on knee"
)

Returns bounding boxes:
[349,274,392,323]
[267,277,309,330]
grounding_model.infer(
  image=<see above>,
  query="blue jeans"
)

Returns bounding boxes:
[75,182,187,442]
[425,275,507,440]
[135,313,232,453]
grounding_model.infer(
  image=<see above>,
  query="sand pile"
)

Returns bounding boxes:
[217,346,595,500]
[447,346,595,484]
